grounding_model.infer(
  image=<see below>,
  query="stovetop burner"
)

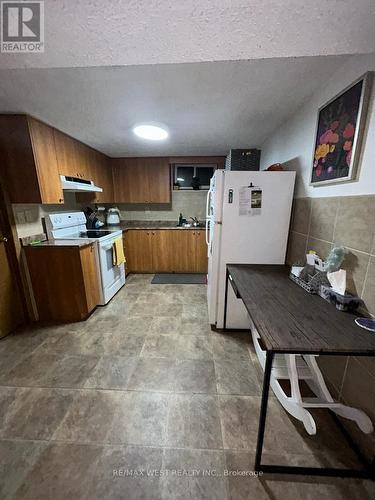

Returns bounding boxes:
[79,230,114,239]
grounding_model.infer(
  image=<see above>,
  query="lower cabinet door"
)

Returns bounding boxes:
[172,231,196,273]
[194,231,208,273]
[151,230,176,272]
[123,229,208,274]
[80,243,101,313]
[123,230,153,273]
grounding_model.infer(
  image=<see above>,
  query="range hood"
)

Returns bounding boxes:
[60,175,103,193]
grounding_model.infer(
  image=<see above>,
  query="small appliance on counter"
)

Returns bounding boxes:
[107,207,121,225]
[83,207,104,229]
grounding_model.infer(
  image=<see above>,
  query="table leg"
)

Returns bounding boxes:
[255,350,274,471]
[254,350,374,479]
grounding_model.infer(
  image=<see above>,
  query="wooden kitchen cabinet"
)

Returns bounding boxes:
[174,230,207,273]
[0,115,64,204]
[80,243,101,312]
[123,229,208,274]
[91,151,114,203]
[151,230,176,272]
[25,243,100,322]
[171,230,196,272]
[53,128,91,180]
[112,158,171,204]
[194,230,208,273]
[75,148,114,204]
[147,159,171,203]
[123,229,153,273]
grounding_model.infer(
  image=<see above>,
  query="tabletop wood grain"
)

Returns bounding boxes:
[227,264,375,355]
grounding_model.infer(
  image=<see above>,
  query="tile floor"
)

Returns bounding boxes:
[0,274,374,499]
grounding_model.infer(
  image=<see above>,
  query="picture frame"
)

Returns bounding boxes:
[310,72,373,186]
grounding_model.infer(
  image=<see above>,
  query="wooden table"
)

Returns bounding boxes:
[224,264,375,479]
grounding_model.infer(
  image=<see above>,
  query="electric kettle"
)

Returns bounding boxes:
[106,207,121,225]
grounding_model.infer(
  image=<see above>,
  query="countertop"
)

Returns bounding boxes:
[102,221,205,231]
[27,239,93,248]
[227,264,375,354]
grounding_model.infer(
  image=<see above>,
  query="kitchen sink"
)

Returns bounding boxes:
[176,223,202,228]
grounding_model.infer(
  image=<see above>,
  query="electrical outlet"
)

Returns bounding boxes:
[25,210,34,223]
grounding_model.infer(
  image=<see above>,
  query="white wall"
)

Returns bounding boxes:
[260,53,375,198]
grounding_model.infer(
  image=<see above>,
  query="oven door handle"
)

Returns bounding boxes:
[101,243,114,251]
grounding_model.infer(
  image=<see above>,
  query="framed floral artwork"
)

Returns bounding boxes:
[311,72,372,186]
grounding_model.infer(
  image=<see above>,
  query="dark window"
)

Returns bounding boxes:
[176,166,194,188]
[174,164,216,189]
[196,166,214,186]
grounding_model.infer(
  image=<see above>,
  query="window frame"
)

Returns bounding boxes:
[173,164,216,190]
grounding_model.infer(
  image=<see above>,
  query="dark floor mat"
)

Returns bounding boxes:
[151,273,207,284]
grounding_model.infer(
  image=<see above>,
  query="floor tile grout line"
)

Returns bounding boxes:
[0,436,357,457]
[213,364,226,453]
[0,382,263,396]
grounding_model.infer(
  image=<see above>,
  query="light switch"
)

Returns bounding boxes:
[25,210,34,222]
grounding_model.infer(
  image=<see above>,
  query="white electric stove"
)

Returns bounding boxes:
[45,212,125,304]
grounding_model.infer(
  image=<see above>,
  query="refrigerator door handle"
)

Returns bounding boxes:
[206,188,211,219]
[205,218,209,246]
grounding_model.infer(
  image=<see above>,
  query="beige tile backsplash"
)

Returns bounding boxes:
[309,197,339,242]
[288,194,375,444]
[118,190,207,222]
[288,194,375,313]
[12,191,207,239]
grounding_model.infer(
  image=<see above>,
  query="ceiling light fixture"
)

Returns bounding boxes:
[133,124,169,141]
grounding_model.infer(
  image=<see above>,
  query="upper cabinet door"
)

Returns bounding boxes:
[54,129,91,180]
[112,158,150,203]
[147,158,171,203]
[0,115,64,204]
[93,152,114,203]
[76,149,114,204]
[28,118,64,204]
[53,128,80,178]
[112,157,171,204]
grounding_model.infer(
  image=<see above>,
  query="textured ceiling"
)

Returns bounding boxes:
[0,56,351,156]
[0,0,374,69]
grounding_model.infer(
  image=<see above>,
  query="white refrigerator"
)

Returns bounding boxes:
[206,170,295,329]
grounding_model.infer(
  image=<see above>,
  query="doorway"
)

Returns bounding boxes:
[0,184,25,338]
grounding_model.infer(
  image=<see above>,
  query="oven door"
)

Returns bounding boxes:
[98,239,125,303]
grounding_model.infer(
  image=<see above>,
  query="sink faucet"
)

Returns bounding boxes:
[190,217,200,227]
